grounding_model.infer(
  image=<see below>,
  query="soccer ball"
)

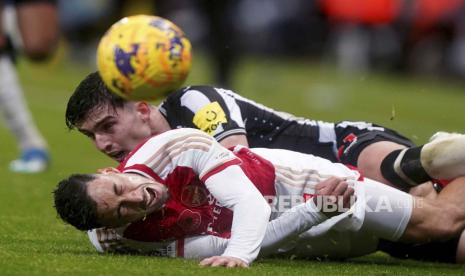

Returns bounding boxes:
[97,15,192,100]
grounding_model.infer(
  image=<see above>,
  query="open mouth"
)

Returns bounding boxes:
[144,187,158,209]
[109,151,127,162]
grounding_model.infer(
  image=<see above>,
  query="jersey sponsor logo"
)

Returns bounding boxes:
[177,209,202,232]
[181,184,208,207]
[192,102,227,135]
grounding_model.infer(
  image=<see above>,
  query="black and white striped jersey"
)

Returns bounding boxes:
[159,86,414,164]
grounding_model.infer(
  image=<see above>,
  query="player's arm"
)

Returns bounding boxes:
[120,128,270,267]
[87,228,178,256]
[88,178,355,260]
[180,128,271,266]
[219,134,249,148]
[86,203,326,260]
[199,165,271,267]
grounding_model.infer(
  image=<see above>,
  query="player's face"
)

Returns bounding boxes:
[78,103,153,162]
[87,173,168,227]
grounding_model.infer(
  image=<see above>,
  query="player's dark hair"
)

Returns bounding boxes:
[53,174,101,231]
[65,71,127,130]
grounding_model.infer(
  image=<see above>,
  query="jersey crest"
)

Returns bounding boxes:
[193,101,227,135]
[177,209,202,232]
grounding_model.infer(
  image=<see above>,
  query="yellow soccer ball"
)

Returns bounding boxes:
[97,15,192,100]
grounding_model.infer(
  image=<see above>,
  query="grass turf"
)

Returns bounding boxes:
[1,54,465,275]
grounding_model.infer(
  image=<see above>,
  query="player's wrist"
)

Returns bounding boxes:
[304,197,328,222]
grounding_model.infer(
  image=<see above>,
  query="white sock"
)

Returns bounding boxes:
[0,55,47,151]
[422,133,465,179]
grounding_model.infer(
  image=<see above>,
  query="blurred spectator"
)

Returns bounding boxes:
[151,0,238,88]
[0,0,58,173]
[319,0,465,78]
[405,0,465,76]
[58,0,116,65]
[320,0,403,72]
[56,0,465,83]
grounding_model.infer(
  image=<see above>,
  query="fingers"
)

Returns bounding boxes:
[315,176,341,192]
[199,256,249,268]
[97,167,120,174]
[314,176,357,215]
[316,176,349,197]
[342,186,355,208]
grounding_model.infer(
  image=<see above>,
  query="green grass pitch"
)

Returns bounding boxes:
[1,54,465,275]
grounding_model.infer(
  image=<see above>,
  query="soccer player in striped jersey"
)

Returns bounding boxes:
[66,72,465,194]
[54,128,465,266]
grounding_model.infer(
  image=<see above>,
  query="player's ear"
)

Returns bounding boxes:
[135,102,151,121]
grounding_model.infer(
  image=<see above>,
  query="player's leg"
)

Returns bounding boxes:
[355,140,406,186]
[377,235,462,264]
[456,230,465,263]
[336,121,465,191]
[0,4,50,173]
[356,175,465,243]
[15,0,58,60]
[417,132,465,181]
[400,176,465,243]
[336,121,414,190]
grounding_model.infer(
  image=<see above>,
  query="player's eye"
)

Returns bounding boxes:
[113,183,122,195]
[101,122,115,133]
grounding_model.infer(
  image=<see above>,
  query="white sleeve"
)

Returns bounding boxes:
[260,199,327,255]
[184,198,332,257]
[88,229,230,260]
[183,236,229,259]
[204,165,271,265]
[87,228,178,257]
[184,200,328,259]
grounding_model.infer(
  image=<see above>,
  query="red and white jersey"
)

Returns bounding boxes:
[89,129,412,262]
[115,128,274,264]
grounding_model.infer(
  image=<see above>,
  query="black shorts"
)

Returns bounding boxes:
[335,122,416,166]
[377,238,459,263]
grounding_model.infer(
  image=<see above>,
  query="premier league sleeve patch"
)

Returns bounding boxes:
[192,102,227,135]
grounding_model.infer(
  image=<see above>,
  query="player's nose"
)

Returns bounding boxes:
[94,133,113,153]
[123,189,145,206]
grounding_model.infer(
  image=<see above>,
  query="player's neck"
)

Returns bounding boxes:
[150,108,171,135]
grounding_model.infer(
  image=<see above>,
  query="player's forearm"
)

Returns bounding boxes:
[260,199,327,255]
[205,165,271,264]
[218,134,249,149]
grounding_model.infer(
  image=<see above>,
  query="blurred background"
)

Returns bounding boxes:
[2,1,465,273]
[51,0,465,143]
[58,0,465,84]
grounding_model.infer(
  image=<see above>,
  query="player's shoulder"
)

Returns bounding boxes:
[140,129,212,152]
[123,129,213,165]
[166,85,238,102]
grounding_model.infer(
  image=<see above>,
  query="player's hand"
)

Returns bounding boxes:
[314,176,355,217]
[97,167,121,174]
[199,256,249,268]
